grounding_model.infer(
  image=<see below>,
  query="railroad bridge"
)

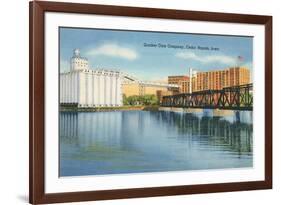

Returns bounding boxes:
[161,83,253,111]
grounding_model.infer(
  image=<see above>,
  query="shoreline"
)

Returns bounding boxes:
[60,105,160,112]
[60,106,252,116]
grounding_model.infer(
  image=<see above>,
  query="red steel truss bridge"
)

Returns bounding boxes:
[161,83,253,111]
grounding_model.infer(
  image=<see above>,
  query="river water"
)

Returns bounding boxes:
[59,110,253,176]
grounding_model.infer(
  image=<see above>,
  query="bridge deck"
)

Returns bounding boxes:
[161,83,253,111]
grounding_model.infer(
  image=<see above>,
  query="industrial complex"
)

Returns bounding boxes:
[60,49,251,107]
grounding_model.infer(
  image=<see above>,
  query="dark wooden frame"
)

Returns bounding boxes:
[29,1,272,204]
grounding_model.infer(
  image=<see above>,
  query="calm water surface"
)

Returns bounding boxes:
[59,111,253,176]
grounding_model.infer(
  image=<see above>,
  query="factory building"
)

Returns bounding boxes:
[168,67,250,94]
[60,49,123,107]
[121,79,179,103]
[191,67,250,92]
[122,82,171,97]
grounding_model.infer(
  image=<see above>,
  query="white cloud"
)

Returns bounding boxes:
[87,43,138,60]
[176,52,237,65]
[60,59,69,73]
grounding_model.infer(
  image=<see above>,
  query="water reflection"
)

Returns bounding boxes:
[60,111,253,176]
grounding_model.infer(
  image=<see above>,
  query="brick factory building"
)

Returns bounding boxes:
[168,75,189,85]
[168,75,189,94]
[168,67,251,94]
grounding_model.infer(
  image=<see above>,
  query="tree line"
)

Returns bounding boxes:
[123,94,159,106]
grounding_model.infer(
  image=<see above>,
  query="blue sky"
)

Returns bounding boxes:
[60,27,253,82]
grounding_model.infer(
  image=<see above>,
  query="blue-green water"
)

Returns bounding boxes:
[59,111,253,177]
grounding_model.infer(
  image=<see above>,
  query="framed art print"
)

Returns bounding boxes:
[29,1,272,204]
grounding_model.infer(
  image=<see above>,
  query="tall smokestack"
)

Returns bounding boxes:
[189,68,193,94]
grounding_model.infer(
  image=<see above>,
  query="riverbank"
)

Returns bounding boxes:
[60,105,160,112]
